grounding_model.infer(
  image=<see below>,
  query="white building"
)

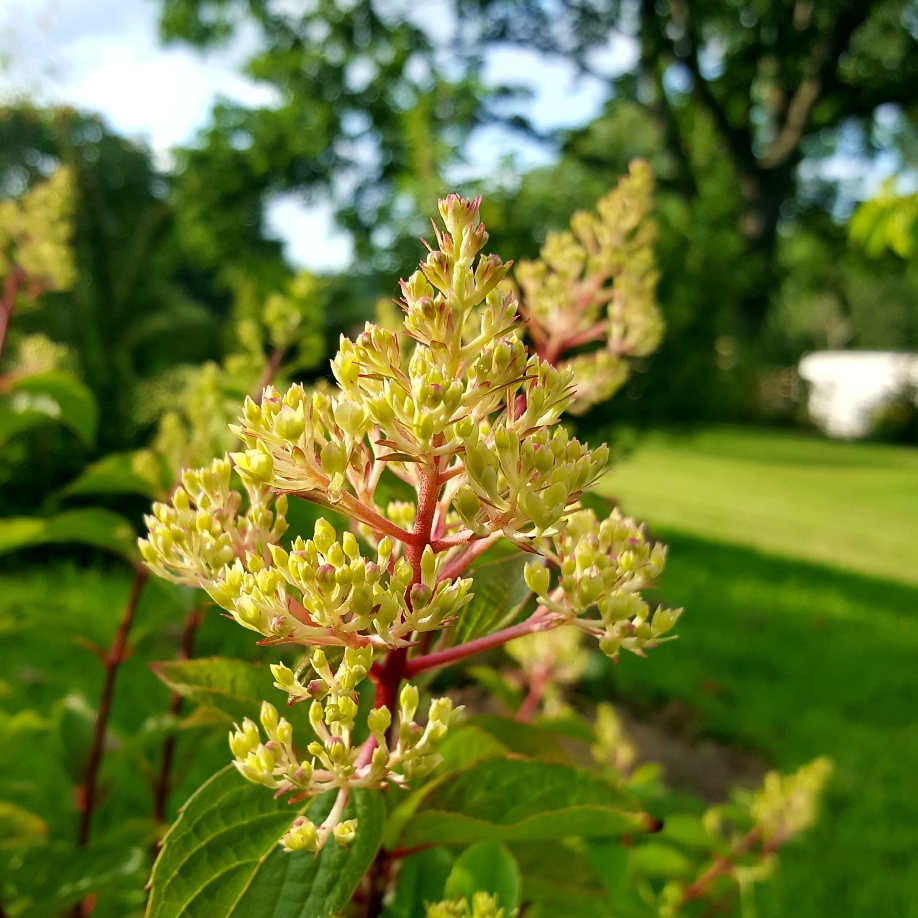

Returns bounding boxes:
[798,351,918,438]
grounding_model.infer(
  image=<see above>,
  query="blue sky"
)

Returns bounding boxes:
[0,0,634,270]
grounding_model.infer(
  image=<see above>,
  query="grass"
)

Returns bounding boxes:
[604,532,918,918]
[599,426,918,585]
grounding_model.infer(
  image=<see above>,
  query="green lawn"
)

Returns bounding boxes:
[595,427,918,917]
[600,426,918,585]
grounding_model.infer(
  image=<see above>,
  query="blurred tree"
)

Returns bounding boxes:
[458,0,918,337]
[477,99,754,424]
[849,185,918,258]
[0,105,332,513]
[157,0,495,278]
[0,106,226,452]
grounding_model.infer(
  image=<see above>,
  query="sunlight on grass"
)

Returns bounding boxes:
[600,426,918,585]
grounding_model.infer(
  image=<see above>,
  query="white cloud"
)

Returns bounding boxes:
[264,193,353,273]
[0,0,277,154]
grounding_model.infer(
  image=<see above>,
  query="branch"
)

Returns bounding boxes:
[515,665,550,723]
[679,26,755,178]
[759,0,878,168]
[292,490,416,546]
[638,0,697,197]
[76,568,149,847]
[437,531,502,582]
[253,345,287,405]
[429,529,480,553]
[404,612,562,678]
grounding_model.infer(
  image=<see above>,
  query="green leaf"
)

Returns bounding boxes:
[147,766,384,918]
[660,814,717,852]
[392,759,656,849]
[464,716,571,764]
[513,841,613,918]
[9,370,98,446]
[627,843,693,879]
[583,837,627,901]
[150,657,315,737]
[63,450,168,500]
[537,713,597,745]
[447,555,532,646]
[55,694,96,785]
[0,509,137,559]
[435,726,509,774]
[0,801,48,845]
[382,848,453,918]
[10,841,147,918]
[445,842,521,913]
[0,406,49,443]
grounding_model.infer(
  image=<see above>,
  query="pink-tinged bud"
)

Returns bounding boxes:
[316,564,336,592]
[410,583,433,608]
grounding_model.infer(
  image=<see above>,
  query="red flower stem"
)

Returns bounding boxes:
[678,827,764,905]
[253,346,286,404]
[437,532,500,582]
[429,529,478,552]
[404,612,561,678]
[515,666,549,723]
[363,461,441,917]
[76,567,149,847]
[370,461,440,712]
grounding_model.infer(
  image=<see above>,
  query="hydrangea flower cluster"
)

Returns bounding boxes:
[0,165,76,297]
[514,159,662,414]
[139,193,677,853]
[524,508,680,660]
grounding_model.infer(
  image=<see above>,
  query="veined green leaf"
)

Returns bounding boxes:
[10,840,146,918]
[147,767,384,918]
[583,837,627,901]
[464,716,571,764]
[391,758,656,849]
[627,843,694,878]
[514,841,614,918]
[435,725,509,773]
[447,554,532,646]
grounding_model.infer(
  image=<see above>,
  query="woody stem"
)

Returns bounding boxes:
[77,567,149,847]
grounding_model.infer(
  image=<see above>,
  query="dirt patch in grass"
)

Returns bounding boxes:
[619,701,768,803]
[445,683,768,804]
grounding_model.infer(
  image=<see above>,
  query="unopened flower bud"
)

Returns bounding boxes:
[524,561,551,597]
[368,706,392,737]
[260,702,279,735]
